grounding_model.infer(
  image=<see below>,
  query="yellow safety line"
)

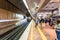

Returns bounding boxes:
[37,26,47,40]
[30,25,33,40]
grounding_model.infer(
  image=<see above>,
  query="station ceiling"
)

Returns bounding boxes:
[8,0,30,16]
[1,0,59,17]
[40,0,60,11]
[0,0,30,17]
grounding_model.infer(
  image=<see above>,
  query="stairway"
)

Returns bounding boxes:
[0,22,29,40]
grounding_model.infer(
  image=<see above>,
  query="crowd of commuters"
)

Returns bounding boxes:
[35,15,60,40]
[35,15,55,28]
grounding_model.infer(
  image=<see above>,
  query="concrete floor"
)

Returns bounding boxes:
[27,23,57,40]
[42,23,57,40]
[27,25,42,40]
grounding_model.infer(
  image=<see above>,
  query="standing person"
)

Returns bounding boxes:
[35,18,39,27]
[39,16,45,29]
[55,18,60,40]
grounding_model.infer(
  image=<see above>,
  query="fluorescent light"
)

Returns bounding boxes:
[23,0,31,13]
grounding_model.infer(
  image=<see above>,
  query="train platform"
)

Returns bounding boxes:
[27,22,57,40]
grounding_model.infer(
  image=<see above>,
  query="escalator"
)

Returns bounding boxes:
[0,22,29,40]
